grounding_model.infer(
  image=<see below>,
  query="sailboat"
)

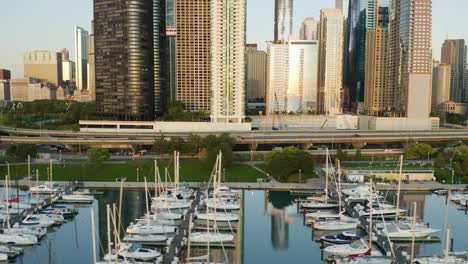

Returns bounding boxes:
[323,239,371,257]
[189,152,234,245]
[0,175,38,246]
[117,243,161,261]
[301,149,338,209]
[377,221,440,239]
[30,160,60,194]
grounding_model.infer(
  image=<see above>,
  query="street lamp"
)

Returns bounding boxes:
[137,168,140,182]
[299,169,302,184]
[59,150,62,162]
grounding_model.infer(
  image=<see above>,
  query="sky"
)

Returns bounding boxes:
[1,0,467,78]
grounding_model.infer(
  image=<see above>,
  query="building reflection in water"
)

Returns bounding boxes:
[390,192,428,255]
[267,191,294,250]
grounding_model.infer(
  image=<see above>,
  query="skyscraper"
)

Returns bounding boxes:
[246,44,267,102]
[210,0,246,123]
[60,48,70,61]
[94,0,166,120]
[299,17,318,41]
[345,0,377,107]
[74,26,89,91]
[88,21,96,101]
[364,6,390,116]
[318,9,344,115]
[274,0,293,43]
[266,40,319,114]
[176,0,211,112]
[24,51,62,86]
[441,39,467,102]
[398,0,433,118]
[166,0,177,102]
[432,62,451,113]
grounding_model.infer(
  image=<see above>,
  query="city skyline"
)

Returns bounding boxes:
[1,0,467,78]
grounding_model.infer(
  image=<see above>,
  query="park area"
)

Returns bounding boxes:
[0,159,267,183]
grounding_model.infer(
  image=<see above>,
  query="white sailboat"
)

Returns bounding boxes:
[126,222,176,235]
[60,194,94,203]
[30,160,60,194]
[16,214,55,228]
[118,243,161,261]
[314,219,358,231]
[196,212,239,222]
[323,239,371,257]
[378,221,440,239]
[123,234,167,244]
[0,233,38,246]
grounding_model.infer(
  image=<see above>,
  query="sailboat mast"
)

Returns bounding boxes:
[50,159,53,182]
[154,160,158,197]
[395,155,403,220]
[325,148,329,202]
[106,204,112,257]
[410,202,417,263]
[337,159,342,213]
[144,177,150,220]
[91,208,97,264]
[5,175,10,229]
[28,155,31,190]
[369,177,373,248]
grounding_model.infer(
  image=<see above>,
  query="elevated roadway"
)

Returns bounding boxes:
[1,126,468,148]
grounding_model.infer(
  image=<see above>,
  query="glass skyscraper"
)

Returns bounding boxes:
[94,0,166,120]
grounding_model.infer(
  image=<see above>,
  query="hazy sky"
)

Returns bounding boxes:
[1,0,467,78]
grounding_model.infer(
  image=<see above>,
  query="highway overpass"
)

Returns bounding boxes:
[1,127,468,149]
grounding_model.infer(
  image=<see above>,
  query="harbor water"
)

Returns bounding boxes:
[11,190,468,263]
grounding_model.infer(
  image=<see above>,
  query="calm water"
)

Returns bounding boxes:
[11,190,468,264]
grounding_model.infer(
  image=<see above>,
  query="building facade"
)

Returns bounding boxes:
[24,51,62,86]
[246,44,267,102]
[210,0,246,123]
[166,0,177,102]
[74,26,89,90]
[0,81,10,101]
[441,39,467,102]
[94,0,166,120]
[176,0,211,112]
[0,69,11,80]
[87,21,96,101]
[318,9,344,115]
[266,40,319,114]
[299,17,318,41]
[62,61,75,82]
[274,0,293,43]
[345,0,377,107]
[432,62,451,113]
[267,43,289,113]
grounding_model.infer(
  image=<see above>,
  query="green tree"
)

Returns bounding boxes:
[434,153,446,169]
[336,148,347,161]
[403,143,436,160]
[453,144,468,162]
[87,148,110,163]
[265,146,314,182]
[206,143,234,168]
[355,148,362,160]
[6,144,37,160]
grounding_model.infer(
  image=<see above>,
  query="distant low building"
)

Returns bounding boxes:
[24,51,62,86]
[0,80,10,101]
[0,69,11,80]
[10,78,57,101]
[441,101,468,116]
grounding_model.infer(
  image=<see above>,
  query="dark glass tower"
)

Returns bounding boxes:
[345,0,376,109]
[94,0,166,120]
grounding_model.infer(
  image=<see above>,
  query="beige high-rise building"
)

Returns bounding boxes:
[400,0,433,118]
[299,17,318,41]
[62,61,75,82]
[246,44,267,101]
[210,0,246,123]
[266,43,289,113]
[176,0,211,112]
[318,9,344,115]
[10,78,29,101]
[364,27,390,116]
[432,62,451,113]
[24,51,62,86]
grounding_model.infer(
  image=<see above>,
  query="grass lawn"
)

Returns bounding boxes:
[342,162,433,171]
[0,159,265,183]
[256,164,318,183]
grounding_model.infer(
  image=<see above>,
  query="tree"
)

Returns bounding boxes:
[206,143,234,168]
[265,146,314,182]
[87,148,110,163]
[434,153,446,169]
[355,148,362,160]
[6,144,36,160]
[453,144,468,162]
[403,143,436,160]
[336,148,347,161]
